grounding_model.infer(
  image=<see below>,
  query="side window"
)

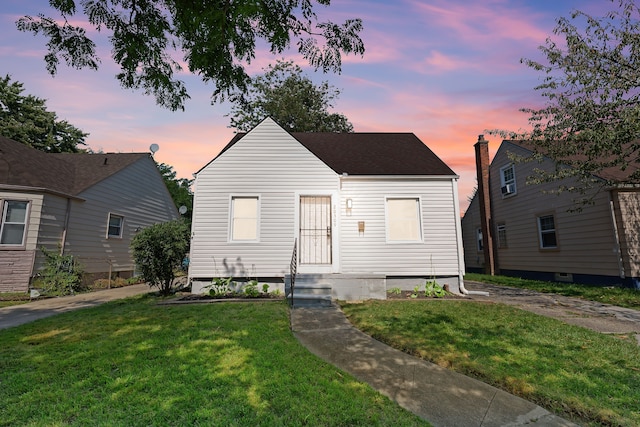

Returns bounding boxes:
[497,223,507,248]
[476,228,483,251]
[537,214,558,249]
[230,196,259,241]
[386,198,422,242]
[0,200,29,246]
[500,164,517,197]
[107,213,124,238]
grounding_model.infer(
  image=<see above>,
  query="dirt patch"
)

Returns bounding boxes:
[385,290,463,300]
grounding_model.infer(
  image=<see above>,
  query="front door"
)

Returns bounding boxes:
[299,196,332,265]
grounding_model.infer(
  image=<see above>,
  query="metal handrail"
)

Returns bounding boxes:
[289,238,297,307]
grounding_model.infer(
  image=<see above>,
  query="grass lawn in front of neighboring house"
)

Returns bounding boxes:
[465,273,640,310]
[340,299,640,427]
[0,296,428,427]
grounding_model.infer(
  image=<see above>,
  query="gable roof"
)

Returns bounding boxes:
[213,126,456,176]
[504,140,640,184]
[0,135,149,196]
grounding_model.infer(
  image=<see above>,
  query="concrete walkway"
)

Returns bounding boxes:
[0,284,151,330]
[291,304,579,427]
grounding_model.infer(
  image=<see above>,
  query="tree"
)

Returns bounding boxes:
[228,60,353,132]
[16,1,365,111]
[494,0,640,201]
[131,219,190,296]
[157,162,193,222]
[0,75,87,152]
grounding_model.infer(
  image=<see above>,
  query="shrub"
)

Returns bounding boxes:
[131,219,190,296]
[33,247,85,296]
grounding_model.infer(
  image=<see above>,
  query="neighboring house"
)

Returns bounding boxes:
[462,136,640,288]
[188,117,465,300]
[0,136,179,292]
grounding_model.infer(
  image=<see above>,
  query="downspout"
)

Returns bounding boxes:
[59,198,72,255]
[452,177,468,294]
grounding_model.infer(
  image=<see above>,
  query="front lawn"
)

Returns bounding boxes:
[340,299,640,427]
[465,273,640,310]
[0,296,427,427]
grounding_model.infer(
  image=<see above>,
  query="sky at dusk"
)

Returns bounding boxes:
[0,0,610,213]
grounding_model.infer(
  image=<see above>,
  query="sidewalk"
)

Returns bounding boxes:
[291,304,580,427]
[0,284,151,330]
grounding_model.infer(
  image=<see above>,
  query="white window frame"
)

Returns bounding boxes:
[385,197,423,243]
[229,195,260,242]
[500,164,517,197]
[0,200,30,247]
[476,228,483,251]
[497,223,507,248]
[107,213,124,238]
[537,214,558,249]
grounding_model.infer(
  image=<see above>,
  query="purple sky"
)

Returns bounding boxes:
[0,0,609,212]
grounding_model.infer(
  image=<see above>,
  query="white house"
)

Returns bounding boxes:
[188,118,465,300]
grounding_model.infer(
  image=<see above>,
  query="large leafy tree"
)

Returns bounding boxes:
[495,0,640,199]
[16,1,365,111]
[228,59,353,132]
[0,75,87,152]
[157,162,193,221]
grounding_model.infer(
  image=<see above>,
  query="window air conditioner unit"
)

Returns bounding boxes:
[501,184,516,195]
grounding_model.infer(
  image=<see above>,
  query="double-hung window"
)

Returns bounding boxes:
[230,196,259,241]
[537,214,557,249]
[107,213,124,238]
[476,228,483,251]
[500,164,517,197]
[386,197,422,242]
[497,223,507,248]
[0,200,29,246]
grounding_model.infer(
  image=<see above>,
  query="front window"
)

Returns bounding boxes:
[500,164,517,197]
[537,215,557,249]
[386,198,422,242]
[231,196,259,241]
[0,200,29,246]
[107,213,124,238]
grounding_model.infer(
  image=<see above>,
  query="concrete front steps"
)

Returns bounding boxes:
[285,274,333,307]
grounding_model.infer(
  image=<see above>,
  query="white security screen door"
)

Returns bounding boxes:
[299,196,332,264]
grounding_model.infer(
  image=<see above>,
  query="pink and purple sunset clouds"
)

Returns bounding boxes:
[0,0,605,213]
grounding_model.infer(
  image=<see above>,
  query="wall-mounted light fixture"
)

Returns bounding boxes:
[346,198,353,209]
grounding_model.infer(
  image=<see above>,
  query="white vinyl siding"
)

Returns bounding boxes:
[0,200,29,246]
[189,118,339,278]
[339,178,460,276]
[386,197,421,242]
[230,196,259,241]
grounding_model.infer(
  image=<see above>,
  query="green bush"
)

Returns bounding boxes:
[131,219,190,296]
[33,247,85,296]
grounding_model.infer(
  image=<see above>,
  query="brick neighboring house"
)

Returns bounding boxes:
[462,136,640,288]
[0,136,179,292]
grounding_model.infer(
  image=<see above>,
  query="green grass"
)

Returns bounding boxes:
[0,296,428,427]
[0,292,31,308]
[340,299,640,427]
[465,273,640,310]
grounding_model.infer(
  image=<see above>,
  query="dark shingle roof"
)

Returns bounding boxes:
[0,135,149,196]
[214,131,456,176]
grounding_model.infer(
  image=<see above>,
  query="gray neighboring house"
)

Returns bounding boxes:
[462,136,640,288]
[0,136,179,292]
[188,117,466,300]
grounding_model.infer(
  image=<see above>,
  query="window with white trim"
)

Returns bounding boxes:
[386,197,422,242]
[107,213,124,238]
[476,228,483,251]
[231,196,259,241]
[0,200,29,246]
[537,214,557,249]
[500,164,517,197]
[497,223,507,248]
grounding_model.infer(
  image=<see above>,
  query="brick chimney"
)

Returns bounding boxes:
[474,135,495,275]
